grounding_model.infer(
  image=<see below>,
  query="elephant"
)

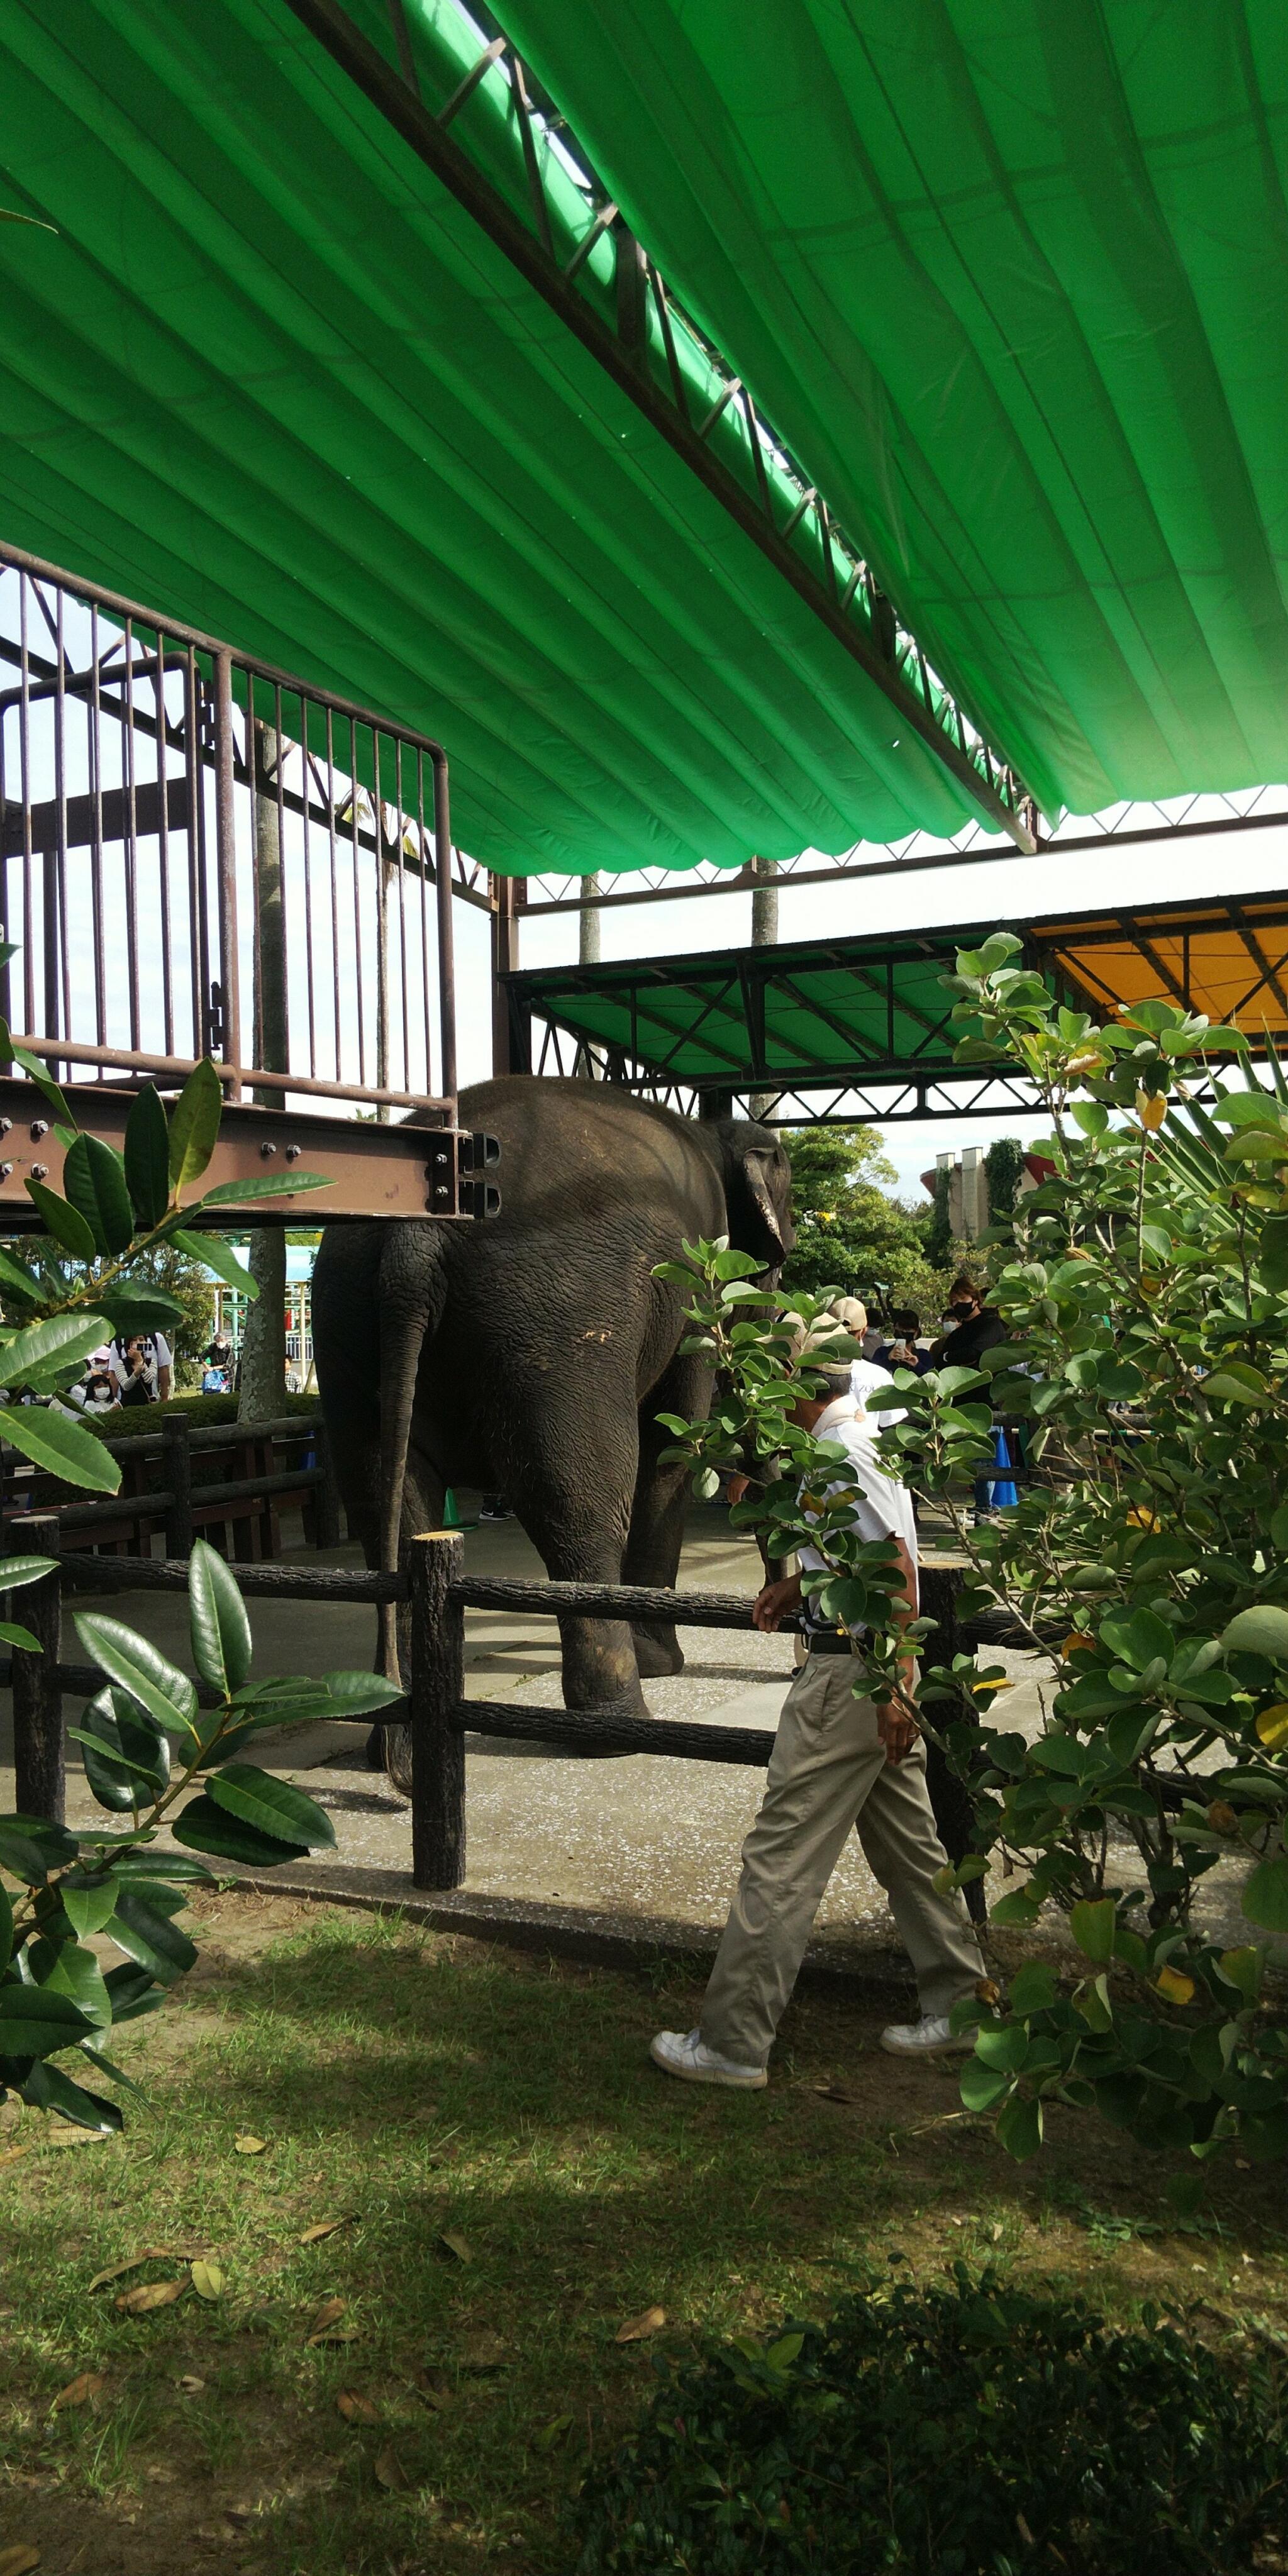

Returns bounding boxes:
[311,1077,794,1786]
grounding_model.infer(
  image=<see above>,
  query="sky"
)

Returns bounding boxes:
[450,814,1288,1206]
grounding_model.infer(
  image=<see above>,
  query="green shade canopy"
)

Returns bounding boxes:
[0,0,987,879]
[505,0,1288,818]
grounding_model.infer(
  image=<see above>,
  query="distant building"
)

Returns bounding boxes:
[920,1146,1055,1243]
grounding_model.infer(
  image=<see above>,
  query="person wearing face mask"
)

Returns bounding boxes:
[930,1277,1004,1372]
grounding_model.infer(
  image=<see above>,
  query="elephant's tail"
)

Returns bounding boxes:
[377,1223,446,1687]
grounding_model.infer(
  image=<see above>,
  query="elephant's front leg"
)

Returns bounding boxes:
[624,1351,714,1679]
[509,1388,648,1716]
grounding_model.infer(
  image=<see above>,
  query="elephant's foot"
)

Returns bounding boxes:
[364,1721,386,1773]
[631,1624,686,1679]
[382,1721,414,1800]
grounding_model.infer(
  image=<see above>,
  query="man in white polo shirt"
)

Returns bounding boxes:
[651,1355,984,2089]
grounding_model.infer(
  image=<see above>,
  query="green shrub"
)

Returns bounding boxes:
[569,2267,1288,2574]
[77,1389,319,1443]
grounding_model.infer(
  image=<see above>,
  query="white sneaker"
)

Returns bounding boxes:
[650,2028,767,2090]
[879,2013,975,2059]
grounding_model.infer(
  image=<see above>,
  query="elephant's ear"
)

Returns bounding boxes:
[735,1146,794,1267]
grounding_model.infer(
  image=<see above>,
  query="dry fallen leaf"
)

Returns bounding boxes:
[306,2294,357,2346]
[0,2144,34,2170]
[51,2372,104,2413]
[615,2305,667,2345]
[116,2279,186,2316]
[234,2135,267,2156]
[336,2390,380,2425]
[47,2126,107,2149]
[374,2442,409,2492]
[89,2248,184,2293]
[178,2375,206,2395]
[0,2546,41,2576]
[415,2366,452,2411]
[437,2229,473,2265]
[813,2080,855,2106]
[298,2214,358,2246]
[308,2297,347,2334]
[191,2260,225,2302]
[457,2329,508,2371]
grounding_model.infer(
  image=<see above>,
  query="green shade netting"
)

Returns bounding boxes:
[0,0,984,879]
[505,0,1288,817]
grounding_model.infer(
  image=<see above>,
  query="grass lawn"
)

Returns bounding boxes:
[3,1889,1288,2576]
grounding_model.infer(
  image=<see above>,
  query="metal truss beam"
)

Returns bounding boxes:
[284,0,1036,852]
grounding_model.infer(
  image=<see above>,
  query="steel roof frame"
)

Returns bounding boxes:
[284,0,1037,852]
[505,892,1288,1123]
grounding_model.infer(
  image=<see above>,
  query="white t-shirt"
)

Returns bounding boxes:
[798,1397,918,1632]
[849,1354,905,1429]
[108,1333,172,1399]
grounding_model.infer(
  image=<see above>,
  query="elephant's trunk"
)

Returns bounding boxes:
[376,1233,440,1688]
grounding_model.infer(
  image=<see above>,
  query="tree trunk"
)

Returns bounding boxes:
[238,721,288,1423]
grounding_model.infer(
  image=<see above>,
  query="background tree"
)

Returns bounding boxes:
[780,1123,948,1320]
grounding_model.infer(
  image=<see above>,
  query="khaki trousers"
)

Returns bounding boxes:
[701,1650,985,2068]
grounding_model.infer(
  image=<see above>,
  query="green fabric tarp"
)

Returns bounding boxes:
[505,0,1288,817]
[0,0,984,877]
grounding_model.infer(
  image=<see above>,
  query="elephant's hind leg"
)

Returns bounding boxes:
[625,1349,714,1678]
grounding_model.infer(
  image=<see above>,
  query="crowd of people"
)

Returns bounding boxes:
[56,1326,235,1418]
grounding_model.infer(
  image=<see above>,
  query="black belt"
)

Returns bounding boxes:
[804,1629,852,1656]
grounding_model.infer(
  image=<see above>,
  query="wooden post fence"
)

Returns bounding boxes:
[409,1530,466,1890]
[162,1416,193,1559]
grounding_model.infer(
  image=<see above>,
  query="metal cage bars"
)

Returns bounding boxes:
[284,0,1038,852]
[0,539,458,1118]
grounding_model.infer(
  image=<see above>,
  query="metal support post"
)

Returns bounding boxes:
[489,872,520,1077]
[408,1529,466,1889]
[10,1516,64,1821]
[433,753,458,1106]
[162,1416,193,1560]
[213,648,243,1097]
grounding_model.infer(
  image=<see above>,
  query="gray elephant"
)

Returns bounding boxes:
[312,1078,794,1783]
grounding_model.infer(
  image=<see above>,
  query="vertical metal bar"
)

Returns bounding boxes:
[350,716,366,1086]
[248,710,265,1071]
[186,647,208,1060]
[434,754,457,1103]
[417,751,432,1095]
[213,648,242,1093]
[18,573,34,1038]
[326,706,341,1079]
[53,585,72,1060]
[647,260,690,424]
[0,648,9,1060]
[155,631,174,1057]
[394,734,410,1094]
[87,602,106,1054]
[300,699,317,1079]
[123,615,141,1050]
[275,680,289,1074]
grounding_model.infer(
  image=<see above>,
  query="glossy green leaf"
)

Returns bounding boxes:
[1008,1962,1058,2016]
[230,1671,403,1726]
[167,1057,223,1191]
[70,1684,171,1812]
[1221,1605,1288,1663]
[195,1172,331,1207]
[103,1960,166,2023]
[0,1394,123,1493]
[1242,1857,1288,1933]
[0,1619,40,1650]
[996,2090,1043,2162]
[0,1980,93,2057]
[0,1813,77,1882]
[23,1177,96,1259]
[21,2058,123,2131]
[31,1936,113,2029]
[206,1764,335,1850]
[60,1877,119,1940]
[2,1026,76,1131]
[170,1790,306,1869]
[0,1310,113,1391]
[187,1538,252,1696]
[0,1244,43,1304]
[1069,1898,1118,1963]
[959,2057,1011,2112]
[0,1553,58,1589]
[124,1082,170,1228]
[95,1285,184,1335]
[172,1228,258,1299]
[72,1614,197,1736]
[109,1890,197,1988]
[62,1132,135,1255]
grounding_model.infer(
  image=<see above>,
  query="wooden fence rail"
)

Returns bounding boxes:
[1,1409,343,1561]
[5,1534,1002,1918]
